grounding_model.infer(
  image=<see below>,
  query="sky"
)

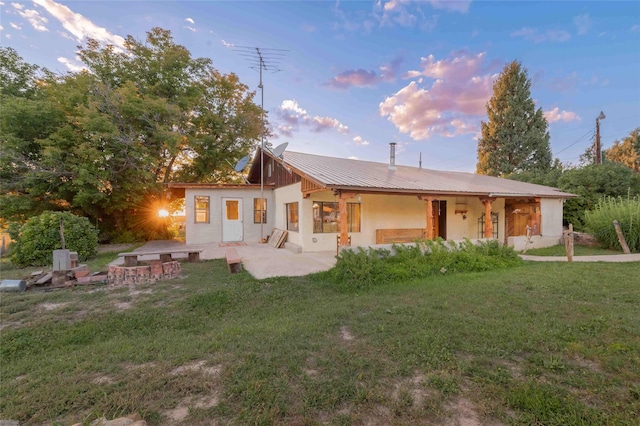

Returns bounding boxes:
[1,0,639,172]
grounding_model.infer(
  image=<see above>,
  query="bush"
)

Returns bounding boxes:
[11,211,98,267]
[331,239,522,291]
[584,196,640,253]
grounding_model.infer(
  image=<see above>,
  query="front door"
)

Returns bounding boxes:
[222,198,243,242]
[431,200,447,240]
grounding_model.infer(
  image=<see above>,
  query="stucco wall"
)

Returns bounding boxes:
[184,188,274,245]
[541,198,564,237]
[273,190,509,253]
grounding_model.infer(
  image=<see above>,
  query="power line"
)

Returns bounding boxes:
[554,129,594,156]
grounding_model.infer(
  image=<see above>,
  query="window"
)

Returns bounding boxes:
[478,212,499,239]
[194,196,210,223]
[226,199,239,220]
[254,198,267,223]
[312,202,360,233]
[286,202,299,232]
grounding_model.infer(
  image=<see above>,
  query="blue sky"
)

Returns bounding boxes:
[2,0,639,172]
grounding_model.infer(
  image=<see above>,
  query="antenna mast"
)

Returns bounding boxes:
[234,46,288,243]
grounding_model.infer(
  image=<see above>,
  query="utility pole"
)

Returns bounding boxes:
[595,111,606,165]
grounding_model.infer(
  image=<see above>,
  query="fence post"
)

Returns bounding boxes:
[564,223,574,262]
[613,220,631,254]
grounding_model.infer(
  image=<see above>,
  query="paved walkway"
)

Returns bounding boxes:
[520,253,640,262]
[110,240,337,279]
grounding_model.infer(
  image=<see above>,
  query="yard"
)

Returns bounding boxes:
[1,257,639,425]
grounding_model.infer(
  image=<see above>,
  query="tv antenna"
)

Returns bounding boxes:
[234,46,288,243]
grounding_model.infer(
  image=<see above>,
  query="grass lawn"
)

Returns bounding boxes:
[523,244,624,257]
[1,258,639,425]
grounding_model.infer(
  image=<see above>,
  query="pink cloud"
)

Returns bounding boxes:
[325,69,380,89]
[380,51,497,139]
[325,56,403,90]
[276,100,349,136]
[544,108,581,123]
[353,136,370,146]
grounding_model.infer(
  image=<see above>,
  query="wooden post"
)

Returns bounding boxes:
[613,220,631,254]
[425,197,435,239]
[564,223,574,262]
[59,218,66,250]
[480,197,496,239]
[338,192,354,247]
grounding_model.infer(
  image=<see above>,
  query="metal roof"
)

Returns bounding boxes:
[280,150,576,198]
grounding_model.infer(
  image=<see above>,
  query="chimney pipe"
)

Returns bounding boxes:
[389,142,397,170]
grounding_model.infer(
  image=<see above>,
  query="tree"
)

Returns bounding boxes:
[557,163,640,229]
[477,61,552,176]
[0,29,265,240]
[605,128,640,172]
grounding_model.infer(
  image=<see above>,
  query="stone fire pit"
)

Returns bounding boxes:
[107,260,181,285]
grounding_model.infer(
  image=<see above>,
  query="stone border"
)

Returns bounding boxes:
[107,261,181,285]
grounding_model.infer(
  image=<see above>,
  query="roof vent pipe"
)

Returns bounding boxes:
[389,142,397,171]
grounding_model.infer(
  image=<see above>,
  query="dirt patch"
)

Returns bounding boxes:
[39,302,69,311]
[391,372,431,407]
[340,326,354,341]
[163,406,189,423]
[574,357,602,373]
[162,395,219,424]
[91,375,115,385]
[444,397,484,426]
[170,360,222,377]
[129,289,153,296]
[113,302,132,310]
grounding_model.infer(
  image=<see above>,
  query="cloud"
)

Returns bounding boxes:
[379,51,498,140]
[222,39,234,48]
[325,56,404,90]
[33,0,124,47]
[326,69,380,89]
[574,13,592,35]
[185,17,195,24]
[276,99,349,136]
[13,4,49,32]
[184,26,196,32]
[547,72,579,92]
[428,0,472,13]
[631,24,639,33]
[10,22,21,30]
[380,55,404,81]
[511,27,571,43]
[353,136,370,146]
[544,107,581,123]
[57,56,85,72]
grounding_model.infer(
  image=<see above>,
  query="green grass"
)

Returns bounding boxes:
[523,244,624,256]
[1,260,639,425]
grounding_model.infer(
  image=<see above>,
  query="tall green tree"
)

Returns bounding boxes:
[606,128,640,173]
[0,29,265,240]
[477,61,552,176]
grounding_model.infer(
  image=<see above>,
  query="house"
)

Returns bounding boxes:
[168,144,576,252]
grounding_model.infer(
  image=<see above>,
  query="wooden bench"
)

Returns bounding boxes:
[118,249,204,267]
[375,228,426,244]
[225,248,242,273]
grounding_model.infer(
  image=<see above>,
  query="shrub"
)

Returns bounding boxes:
[331,239,522,290]
[11,211,98,267]
[584,196,640,253]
